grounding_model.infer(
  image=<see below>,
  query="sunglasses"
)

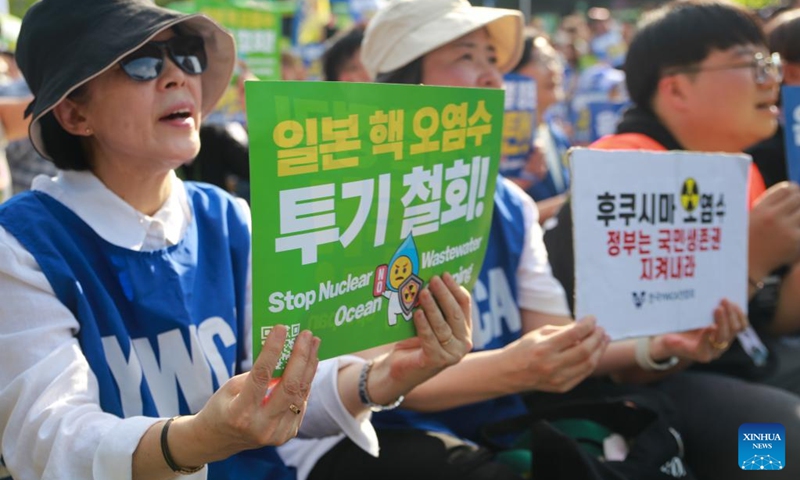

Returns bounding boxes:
[119,35,207,81]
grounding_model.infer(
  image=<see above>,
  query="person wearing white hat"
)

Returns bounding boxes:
[282,4,559,479]
[360,0,523,82]
[359,0,609,451]
[355,0,749,478]
[0,1,474,479]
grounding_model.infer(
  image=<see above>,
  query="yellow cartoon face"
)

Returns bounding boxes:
[389,255,412,290]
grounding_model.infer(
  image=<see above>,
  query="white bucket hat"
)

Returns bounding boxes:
[361,0,524,79]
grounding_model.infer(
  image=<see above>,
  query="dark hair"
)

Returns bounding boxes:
[322,26,365,81]
[41,85,91,170]
[375,57,423,85]
[512,34,535,73]
[512,29,549,73]
[766,9,800,63]
[625,0,765,110]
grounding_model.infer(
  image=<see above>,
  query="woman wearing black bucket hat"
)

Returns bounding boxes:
[0,1,473,479]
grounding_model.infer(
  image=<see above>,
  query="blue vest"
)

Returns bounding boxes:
[0,183,294,480]
[375,177,528,445]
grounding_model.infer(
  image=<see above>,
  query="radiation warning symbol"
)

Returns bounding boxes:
[680,178,700,212]
[399,274,423,317]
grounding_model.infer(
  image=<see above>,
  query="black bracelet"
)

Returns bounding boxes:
[161,416,205,475]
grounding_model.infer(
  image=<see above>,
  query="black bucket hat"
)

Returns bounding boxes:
[16,0,236,161]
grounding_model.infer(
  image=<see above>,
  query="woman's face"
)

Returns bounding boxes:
[421,28,502,89]
[74,29,203,172]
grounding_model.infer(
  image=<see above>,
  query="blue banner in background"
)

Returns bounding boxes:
[346,0,383,23]
[588,101,629,143]
[782,86,800,186]
[500,73,537,179]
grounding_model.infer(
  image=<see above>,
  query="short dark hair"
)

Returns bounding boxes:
[512,31,536,73]
[766,9,800,63]
[375,57,423,85]
[512,29,550,73]
[625,0,765,110]
[322,26,365,81]
[40,84,92,171]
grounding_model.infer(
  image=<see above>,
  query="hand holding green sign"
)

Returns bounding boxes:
[247,81,504,372]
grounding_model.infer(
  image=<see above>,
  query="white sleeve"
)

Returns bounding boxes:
[278,356,379,480]
[504,179,571,316]
[0,227,179,480]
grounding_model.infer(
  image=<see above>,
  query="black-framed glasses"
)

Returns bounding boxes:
[663,52,783,85]
[119,35,207,81]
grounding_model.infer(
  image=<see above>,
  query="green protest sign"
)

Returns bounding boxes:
[168,1,281,124]
[198,1,281,80]
[246,81,504,371]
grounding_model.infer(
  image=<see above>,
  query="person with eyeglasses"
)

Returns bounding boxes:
[0,1,476,479]
[543,1,800,479]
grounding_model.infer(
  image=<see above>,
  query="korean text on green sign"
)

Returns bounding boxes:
[246,81,504,371]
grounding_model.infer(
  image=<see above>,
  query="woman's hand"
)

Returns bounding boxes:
[652,298,747,364]
[503,316,609,393]
[364,273,473,405]
[181,326,320,463]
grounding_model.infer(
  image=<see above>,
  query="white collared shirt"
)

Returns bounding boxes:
[0,171,376,480]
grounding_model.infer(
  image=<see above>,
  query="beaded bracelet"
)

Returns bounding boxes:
[358,360,405,412]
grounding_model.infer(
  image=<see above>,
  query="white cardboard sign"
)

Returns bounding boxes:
[571,148,749,340]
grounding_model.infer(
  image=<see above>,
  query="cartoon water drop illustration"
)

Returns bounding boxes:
[374,235,423,326]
